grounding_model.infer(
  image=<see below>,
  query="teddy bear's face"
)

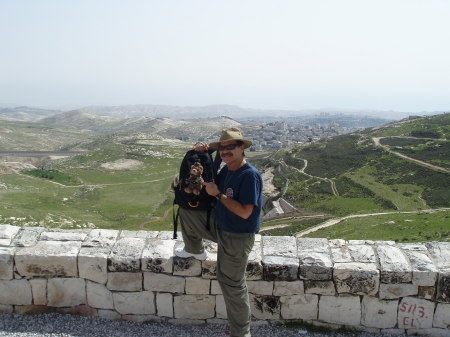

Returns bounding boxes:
[190,162,203,177]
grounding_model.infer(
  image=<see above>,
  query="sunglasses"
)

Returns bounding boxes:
[218,143,239,151]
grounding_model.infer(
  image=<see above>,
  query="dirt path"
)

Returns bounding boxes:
[372,137,449,174]
[14,171,173,188]
[295,208,450,237]
[259,214,327,233]
[285,156,339,197]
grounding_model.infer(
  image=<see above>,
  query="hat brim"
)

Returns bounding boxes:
[210,139,252,150]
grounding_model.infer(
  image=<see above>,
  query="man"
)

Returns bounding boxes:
[175,128,263,337]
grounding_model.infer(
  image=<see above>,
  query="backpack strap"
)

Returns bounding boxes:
[173,203,180,239]
[212,150,222,174]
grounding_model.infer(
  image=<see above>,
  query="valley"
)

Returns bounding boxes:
[0,109,448,242]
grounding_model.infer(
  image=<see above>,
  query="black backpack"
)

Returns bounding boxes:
[172,146,221,239]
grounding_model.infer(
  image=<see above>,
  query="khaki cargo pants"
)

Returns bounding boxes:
[178,208,255,337]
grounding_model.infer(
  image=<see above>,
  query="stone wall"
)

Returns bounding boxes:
[0,225,449,336]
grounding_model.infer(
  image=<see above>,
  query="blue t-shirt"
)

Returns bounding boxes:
[216,162,262,233]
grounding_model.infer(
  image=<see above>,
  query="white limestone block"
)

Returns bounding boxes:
[0,225,21,246]
[211,280,222,295]
[331,247,352,263]
[299,252,333,280]
[250,294,281,320]
[377,245,412,283]
[262,236,297,258]
[107,272,142,291]
[419,286,436,300]
[329,239,347,247]
[348,240,377,245]
[0,279,32,305]
[379,283,419,299]
[273,280,304,296]
[319,295,361,326]
[185,277,210,295]
[11,227,43,247]
[398,243,428,252]
[173,256,202,277]
[398,297,435,329]
[248,280,273,295]
[0,247,14,280]
[0,304,13,313]
[82,229,119,248]
[142,239,175,274]
[361,296,398,328]
[120,230,158,239]
[47,278,86,307]
[156,231,177,240]
[29,278,47,305]
[108,237,146,272]
[297,238,330,253]
[40,231,87,241]
[436,270,450,303]
[113,291,155,315]
[433,303,450,329]
[247,240,263,281]
[97,309,121,320]
[381,328,407,335]
[86,281,114,310]
[427,242,450,270]
[334,263,379,295]
[202,259,217,280]
[173,295,215,319]
[156,292,173,318]
[348,245,377,263]
[280,294,318,320]
[78,247,109,284]
[331,245,376,263]
[304,280,336,295]
[15,241,81,277]
[215,295,227,319]
[404,250,438,286]
[262,255,299,281]
[143,272,185,293]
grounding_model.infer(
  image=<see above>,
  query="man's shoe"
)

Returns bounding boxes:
[174,247,208,261]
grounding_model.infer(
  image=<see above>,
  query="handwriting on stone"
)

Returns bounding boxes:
[398,298,434,328]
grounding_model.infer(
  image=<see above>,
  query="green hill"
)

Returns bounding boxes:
[258,113,449,217]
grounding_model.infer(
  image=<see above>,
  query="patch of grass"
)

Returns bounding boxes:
[309,197,386,217]
[305,210,450,242]
[23,169,81,186]
[347,166,426,211]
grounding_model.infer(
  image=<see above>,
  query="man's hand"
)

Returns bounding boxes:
[203,181,254,219]
[203,181,220,196]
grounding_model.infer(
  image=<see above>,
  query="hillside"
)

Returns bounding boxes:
[259,113,449,218]
[0,120,95,151]
[39,110,241,140]
[0,106,61,122]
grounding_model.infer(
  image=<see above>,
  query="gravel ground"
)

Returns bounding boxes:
[0,313,414,337]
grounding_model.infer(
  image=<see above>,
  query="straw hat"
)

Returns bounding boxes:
[209,128,253,150]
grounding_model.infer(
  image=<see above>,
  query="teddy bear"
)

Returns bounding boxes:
[183,162,204,195]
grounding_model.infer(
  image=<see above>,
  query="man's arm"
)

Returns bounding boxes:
[203,182,254,219]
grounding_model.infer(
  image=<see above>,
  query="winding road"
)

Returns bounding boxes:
[372,136,449,174]
[295,208,450,237]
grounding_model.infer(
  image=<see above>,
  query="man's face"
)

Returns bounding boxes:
[219,141,243,164]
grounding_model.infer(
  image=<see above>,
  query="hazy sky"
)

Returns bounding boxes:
[1,0,449,113]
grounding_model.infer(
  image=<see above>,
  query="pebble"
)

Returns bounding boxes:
[0,313,416,337]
